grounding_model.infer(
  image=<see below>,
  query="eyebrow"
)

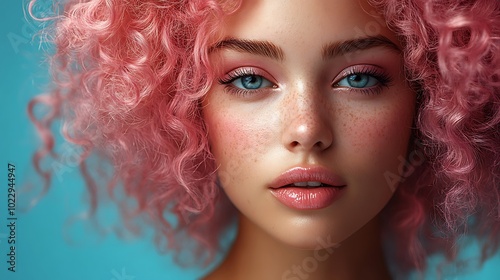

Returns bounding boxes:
[210,38,285,61]
[321,35,401,59]
[210,35,400,61]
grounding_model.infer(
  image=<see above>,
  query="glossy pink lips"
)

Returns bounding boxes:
[269,166,346,210]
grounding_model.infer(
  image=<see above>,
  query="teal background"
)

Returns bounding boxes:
[0,1,499,280]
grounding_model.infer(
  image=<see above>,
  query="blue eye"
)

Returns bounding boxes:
[232,75,273,90]
[337,74,379,88]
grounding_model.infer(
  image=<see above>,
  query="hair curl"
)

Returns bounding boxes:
[370,0,500,274]
[29,0,241,265]
[29,0,500,276]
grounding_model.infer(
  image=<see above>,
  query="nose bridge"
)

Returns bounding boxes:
[289,82,326,132]
[284,80,312,112]
[281,80,333,152]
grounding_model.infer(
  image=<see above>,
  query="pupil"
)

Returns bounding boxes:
[348,74,368,87]
[242,75,262,89]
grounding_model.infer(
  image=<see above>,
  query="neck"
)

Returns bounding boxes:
[204,213,392,280]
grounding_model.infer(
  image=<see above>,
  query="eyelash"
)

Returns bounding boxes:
[332,65,393,95]
[218,68,273,97]
[218,66,393,97]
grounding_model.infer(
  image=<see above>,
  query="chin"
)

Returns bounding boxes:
[269,219,353,251]
[263,206,384,253]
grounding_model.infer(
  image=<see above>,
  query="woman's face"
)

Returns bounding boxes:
[202,0,416,248]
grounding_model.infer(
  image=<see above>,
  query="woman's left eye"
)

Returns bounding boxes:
[231,75,273,90]
[336,73,379,88]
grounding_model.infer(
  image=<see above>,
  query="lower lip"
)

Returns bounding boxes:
[270,186,345,210]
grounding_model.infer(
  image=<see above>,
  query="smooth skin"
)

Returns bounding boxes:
[203,0,416,279]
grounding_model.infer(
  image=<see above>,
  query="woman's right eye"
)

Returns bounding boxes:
[231,75,273,90]
[218,68,277,97]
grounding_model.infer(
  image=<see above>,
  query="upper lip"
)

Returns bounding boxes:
[269,166,347,189]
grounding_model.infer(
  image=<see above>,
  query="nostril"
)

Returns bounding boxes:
[287,139,331,152]
[314,141,326,149]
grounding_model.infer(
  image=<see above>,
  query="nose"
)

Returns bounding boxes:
[281,85,334,153]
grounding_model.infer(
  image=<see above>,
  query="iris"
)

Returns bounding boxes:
[237,75,264,89]
[338,74,378,88]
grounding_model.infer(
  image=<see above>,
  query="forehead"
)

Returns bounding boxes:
[221,0,400,49]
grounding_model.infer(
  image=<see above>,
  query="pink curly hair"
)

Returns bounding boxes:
[370,0,500,274]
[29,0,500,275]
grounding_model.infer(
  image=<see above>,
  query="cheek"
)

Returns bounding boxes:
[359,108,410,150]
[341,106,411,149]
[204,105,271,189]
[339,96,415,190]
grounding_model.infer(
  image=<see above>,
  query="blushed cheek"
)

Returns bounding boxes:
[341,100,415,179]
[205,109,271,189]
[362,111,406,147]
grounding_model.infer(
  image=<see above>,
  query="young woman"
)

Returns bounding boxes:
[29,0,500,279]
